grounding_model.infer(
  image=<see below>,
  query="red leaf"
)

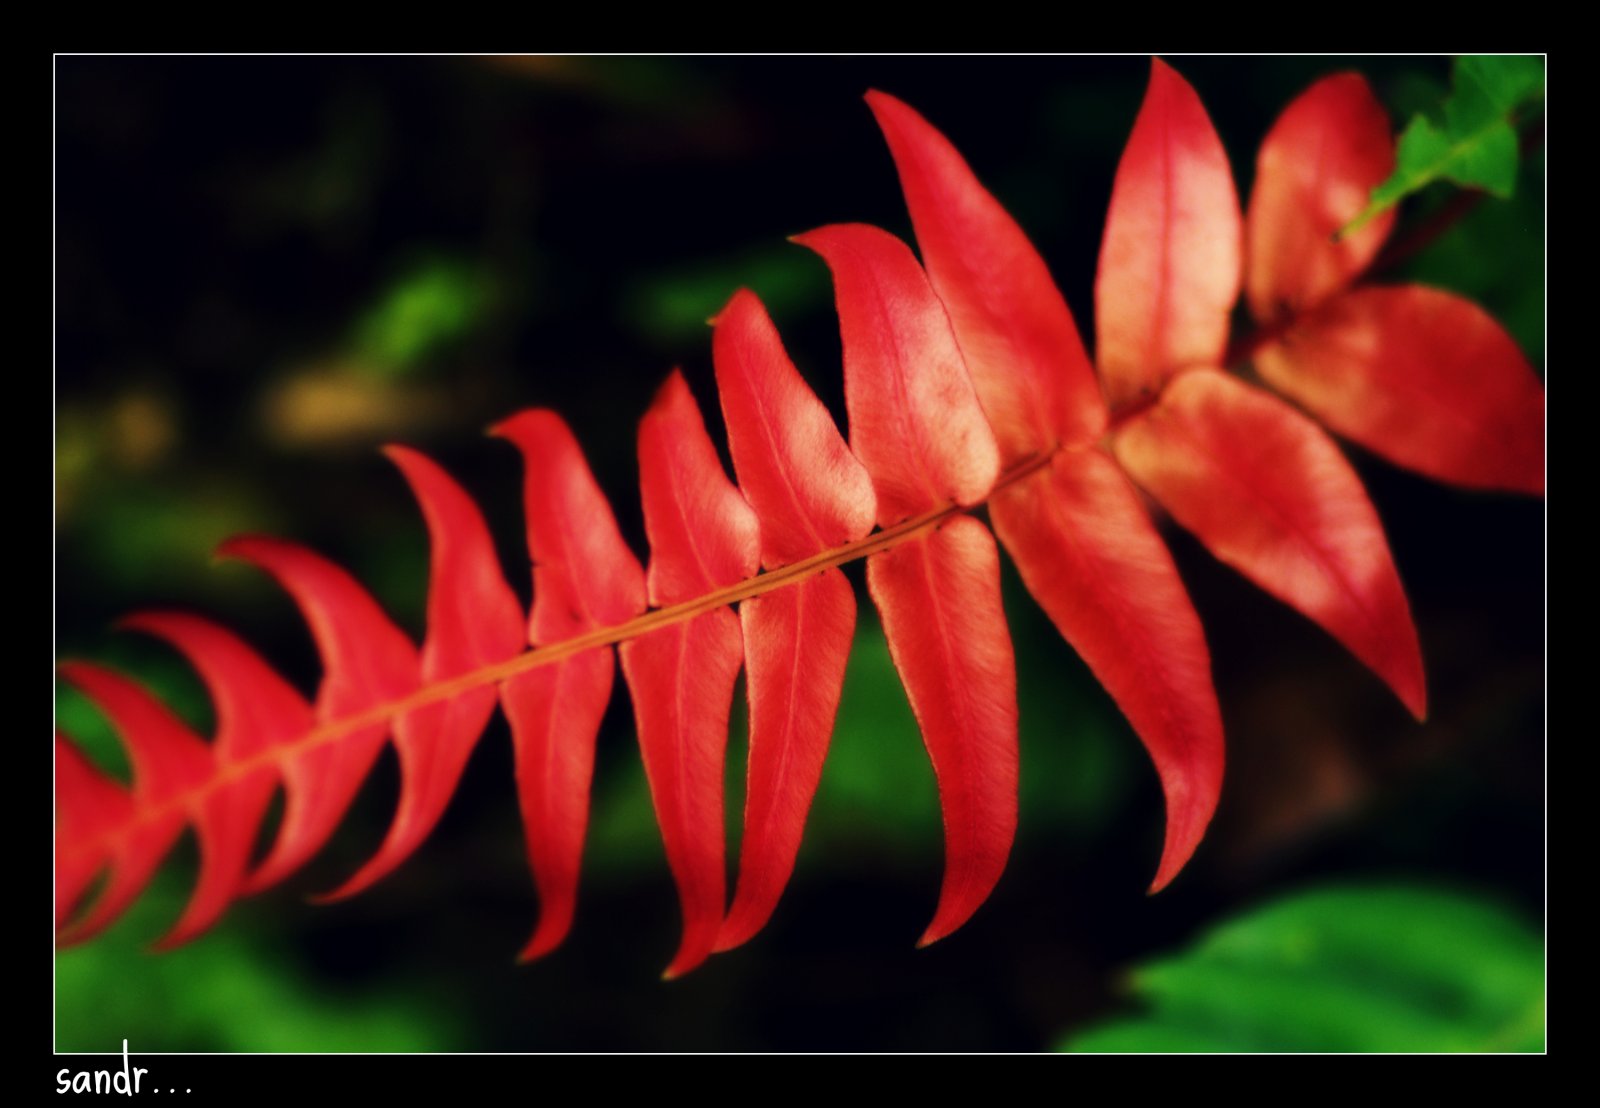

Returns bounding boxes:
[717,570,856,952]
[621,612,745,979]
[1255,285,1545,495]
[493,409,649,639]
[216,536,419,895]
[492,408,647,959]
[989,450,1223,890]
[626,371,760,977]
[636,371,762,602]
[500,652,615,962]
[1096,58,1242,409]
[120,612,312,763]
[866,517,1017,946]
[117,612,308,945]
[802,222,1017,943]
[55,734,134,932]
[794,223,1001,523]
[1245,72,1396,323]
[711,288,875,950]
[865,90,1105,461]
[1113,369,1426,718]
[711,287,877,566]
[55,664,213,943]
[316,446,526,901]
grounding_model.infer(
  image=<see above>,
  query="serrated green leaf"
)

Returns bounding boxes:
[1345,55,1543,234]
[1058,884,1544,1053]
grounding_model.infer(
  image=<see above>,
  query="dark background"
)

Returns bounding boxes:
[55,55,1543,1052]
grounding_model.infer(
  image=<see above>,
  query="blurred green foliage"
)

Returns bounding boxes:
[55,878,461,1053]
[1401,144,1545,359]
[353,257,489,376]
[1058,885,1544,1053]
[626,246,829,346]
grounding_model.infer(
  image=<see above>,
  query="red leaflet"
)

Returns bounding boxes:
[711,288,875,951]
[635,372,762,602]
[117,612,308,945]
[801,222,1017,943]
[317,447,525,901]
[1255,286,1545,495]
[1246,73,1396,323]
[621,614,744,978]
[866,90,1105,459]
[217,536,419,895]
[989,451,1223,891]
[493,410,650,639]
[1096,58,1242,408]
[120,613,311,764]
[722,573,855,952]
[793,224,1001,522]
[55,664,213,943]
[867,516,1018,945]
[712,288,877,565]
[493,409,647,960]
[500,654,614,961]
[56,734,133,931]
[1113,370,1426,719]
[623,371,760,977]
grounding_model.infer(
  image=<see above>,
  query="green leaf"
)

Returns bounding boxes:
[56,876,462,1052]
[353,258,488,376]
[1057,884,1545,1053]
[1344,55,1543,235]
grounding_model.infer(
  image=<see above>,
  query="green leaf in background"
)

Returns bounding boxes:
[1400,143,1545,359]
[56,878,461,1052]
[1058,885,1544,1053]
[353,257,488,376]
[625,246,828,346]
[1344,55,1544,235]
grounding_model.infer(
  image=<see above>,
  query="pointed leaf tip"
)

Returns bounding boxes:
[494,405,645,960]
[709,290,873,951]
[989,452,1223,895]
[1097,57,1242,408]
[866,88,1104,461]
[1246,72,1396,322]
[637,367,760,603]
[868,517,1018,948]
[629,370,757,975]
[1256,285,1544,496]
[712,287,875,568]
[1114,370,1427,721]
[215,534,420,898]
[622,614,743,980]
[797,221,1001,523]
[717,570,858,953]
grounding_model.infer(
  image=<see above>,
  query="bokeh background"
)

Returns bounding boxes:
[55,55,1544,1052]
